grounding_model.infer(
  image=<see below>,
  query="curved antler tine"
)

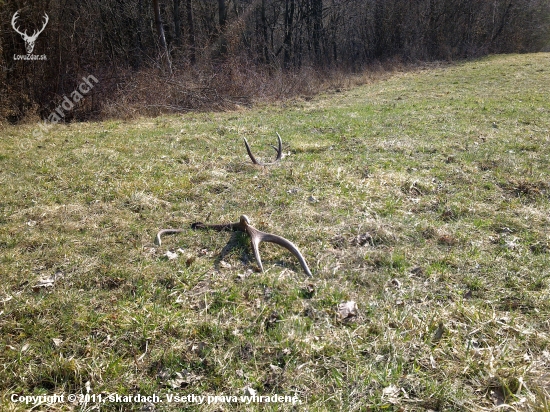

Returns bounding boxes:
[11,11,26,37]
[38,13,49,34]
[154,228,186,246]
[240,215,264,271]
[241,216,312,276]
[243,137,260,165]
[258,232,312,277]
[249,231,265,272]
[269,132,283,161]
[244,133,282,165]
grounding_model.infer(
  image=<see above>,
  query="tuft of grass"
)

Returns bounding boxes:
[1,53,549,411]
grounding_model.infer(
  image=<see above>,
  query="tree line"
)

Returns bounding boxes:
[1,0,549,121]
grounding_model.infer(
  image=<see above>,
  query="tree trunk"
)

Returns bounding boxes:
[218,0,228,57]
[174,0,182,46]
[261,0,270,64]
[312,0,323,64]
[186,0,196,65]
[152,0,172,73]
[283,0,295,69]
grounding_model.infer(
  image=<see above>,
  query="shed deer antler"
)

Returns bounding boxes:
[155,215,312,276]
[12,11,49,54]
[243,133,283,165]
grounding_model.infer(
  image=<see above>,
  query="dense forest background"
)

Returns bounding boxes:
[1,0,549,122]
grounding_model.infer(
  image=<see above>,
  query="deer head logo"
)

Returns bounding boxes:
[11,10,49,55]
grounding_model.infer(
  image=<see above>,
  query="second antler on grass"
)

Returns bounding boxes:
[155,215,312,276]
[243,133,283,165]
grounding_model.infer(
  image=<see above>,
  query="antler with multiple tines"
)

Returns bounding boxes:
[11,11,49,54]
[155,215,312,276]
[243,133,283,166]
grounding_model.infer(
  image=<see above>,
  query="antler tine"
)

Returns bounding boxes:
[11,11,27,37]
[243,133,283,166]
[243,137,260,165]
[154,228,186,246]
[37,13,49,36]
[269,132,283,161]
[30,13,49,39]
[240,215,312,277]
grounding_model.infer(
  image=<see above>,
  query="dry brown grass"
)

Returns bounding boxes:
[99,56,399,119]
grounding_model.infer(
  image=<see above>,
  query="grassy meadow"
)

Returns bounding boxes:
[1,53,549,411]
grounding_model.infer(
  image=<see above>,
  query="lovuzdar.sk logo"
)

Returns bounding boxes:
[12,10,48,61]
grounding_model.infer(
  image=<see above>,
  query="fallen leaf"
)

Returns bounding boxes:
[504,238,519,250]
[52,338,63,347]
[410,266,424,276]
[338,301,358,321]
[0,295,13,304]
[301,283,315,299]
[190,342,207,356]
[354,233,373,246]
[430,354,437,369]
[432,322,445,343]
[143,247,157,256]
[390,278,402,289]
[243,386,257,397]
[166,370,202,388]
[32,272,63,291]
[157,370,171,381]
[164,250,179,260]
[382,384,400,399]
[489,387,506,406]
[219,261,232,269]
[265,311,281,330]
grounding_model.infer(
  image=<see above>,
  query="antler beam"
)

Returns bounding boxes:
[11,12,27,38]
[155,215,312,276]
[243,133,283,166]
